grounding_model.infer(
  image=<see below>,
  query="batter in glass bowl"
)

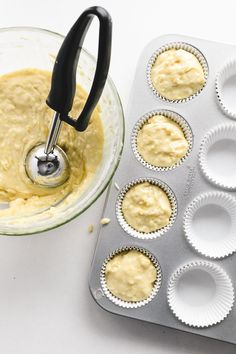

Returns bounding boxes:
[0,68,104,218]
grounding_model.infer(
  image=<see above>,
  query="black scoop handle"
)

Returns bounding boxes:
[46,6,112,131]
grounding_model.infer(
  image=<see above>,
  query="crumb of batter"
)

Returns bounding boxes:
[114,182,120,190]
[0,68,104,218]
[137,115,189,167]
[105,250,157,302]
[100,217,110,225]
[122,182,172,233]
[151,48,205,100]
[88,224,94,233]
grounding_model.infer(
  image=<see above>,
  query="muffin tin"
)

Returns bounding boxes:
[89,34,236,344]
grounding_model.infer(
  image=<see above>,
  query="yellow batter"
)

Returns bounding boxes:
[122,182,172,233]
[0,68,103,217]
[137,115,189,167]
[151,49,205,100]
[105,250,157,302]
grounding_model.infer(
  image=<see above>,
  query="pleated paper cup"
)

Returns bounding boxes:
[116,177,177,240]
[147,42,208,103]
[199,123,236,190]
[184,191,236,259]
[216,59,236,120]
[131,109,193,171]
[167,260,234,328]
[100,246,162,308]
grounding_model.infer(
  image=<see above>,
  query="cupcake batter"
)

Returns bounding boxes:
[151,48,205,100]
[122,182,172,233]
[105,250,157,302]
[137,115,189,167]
[0,68,103,217]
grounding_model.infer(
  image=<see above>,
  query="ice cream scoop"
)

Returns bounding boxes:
[25,6,112,187]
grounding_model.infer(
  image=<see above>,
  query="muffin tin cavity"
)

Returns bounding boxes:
[199,123,236,190]
[184,192,236,259]
[100,246,162,308]
[147,42,208,103]
[116,177,177,239]
[131,109,193,171]
[167,261,234,328]
[216,59,236,119]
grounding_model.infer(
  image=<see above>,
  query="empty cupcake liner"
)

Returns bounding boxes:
[147,42,208,103]
[131,109,193,171]
[216,59,236,120]
[116,177,177,240]
[167,260,234,328]
[184,191,236,259]
[100,245,162,308]
[199,123,236,190]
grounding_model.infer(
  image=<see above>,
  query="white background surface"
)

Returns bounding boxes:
[0,0,236,353]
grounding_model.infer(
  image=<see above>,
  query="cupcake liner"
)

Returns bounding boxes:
[131,109,193,171]
[167,260,234,328]
[147,42,208,103]
[184,191,236,259]
[199,123,236,190]
[216,59,236,120]
[116,177,177,240]
[100,246,162,308]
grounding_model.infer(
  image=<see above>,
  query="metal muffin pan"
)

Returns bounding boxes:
[89,34,236,344]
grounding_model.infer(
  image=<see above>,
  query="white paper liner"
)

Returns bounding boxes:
[100,246,162,308]
[116,177,177,239]
[184,191,236,259]
[147,42,208,103]
[167,260,234,328]
[199,123,236,190]
[216,59,236,119]
[131,109,193,171]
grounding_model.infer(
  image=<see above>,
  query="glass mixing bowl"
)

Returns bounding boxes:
[0,27,124,235]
